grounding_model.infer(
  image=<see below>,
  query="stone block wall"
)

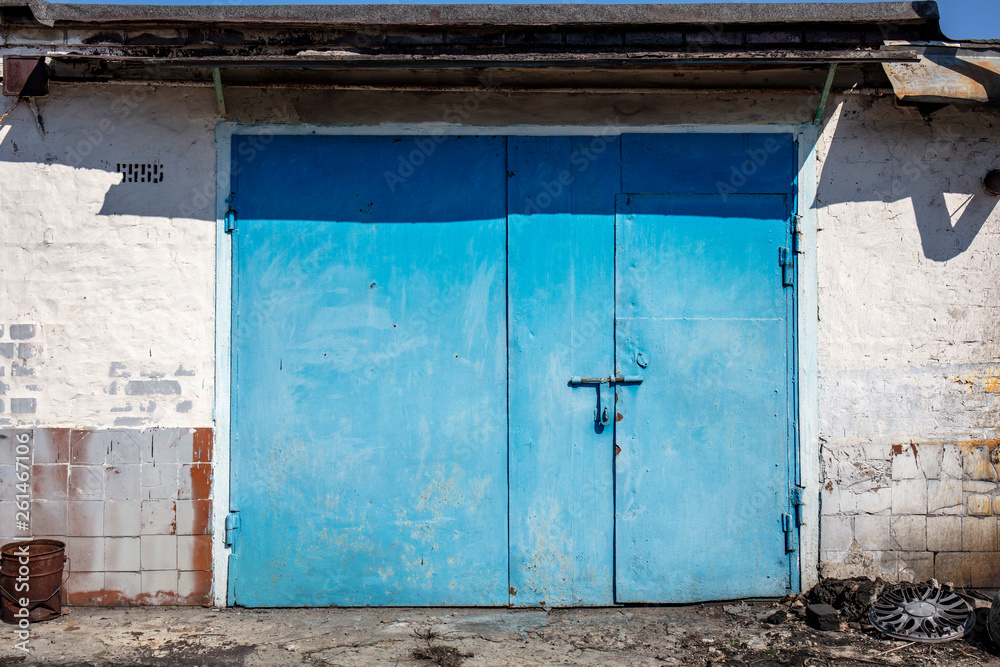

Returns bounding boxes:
[0,428,213,605]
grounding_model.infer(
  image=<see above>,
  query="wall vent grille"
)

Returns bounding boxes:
[117,163,164,183]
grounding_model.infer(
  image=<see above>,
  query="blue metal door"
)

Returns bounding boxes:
[613,135,797,601]
[229,135,509,606]
[230,132,797,607]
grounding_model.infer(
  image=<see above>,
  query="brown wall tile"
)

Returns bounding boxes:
[140,570,178,604]
[69,466,105,500]
[105,465,140,501]
[65,536,105,572]
[104,572,142,604]
[140,534,177,571]
[105,501,141,537]
[33,428,69,464]
[177,570,211,605]
[175,499,211,535]
[65,571,105,606]
[70,432,108,465]
[67,501,104,537]
[32,499,67,536]
[179,464,212,500]
[32,464,68,500]
[177,534,211,572]
[104,537,140,572]
[140,499,176,534]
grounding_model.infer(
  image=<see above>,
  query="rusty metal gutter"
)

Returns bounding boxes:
[882,42,1000,104]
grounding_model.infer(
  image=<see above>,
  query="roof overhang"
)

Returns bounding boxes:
[0,2,953,95]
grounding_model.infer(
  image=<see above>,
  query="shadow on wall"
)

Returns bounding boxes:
[817,99,1000,262]
[0,88,218,222]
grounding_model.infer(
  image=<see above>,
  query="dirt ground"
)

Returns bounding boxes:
[1,590,999,666]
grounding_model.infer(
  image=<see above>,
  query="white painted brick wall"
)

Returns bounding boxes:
[0,85,217,428]
[818,95,1000,585]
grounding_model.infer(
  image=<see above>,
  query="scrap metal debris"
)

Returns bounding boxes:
[870,585,975,643]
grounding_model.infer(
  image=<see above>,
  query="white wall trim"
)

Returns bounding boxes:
[211,120,822,604]
[212,122,234,608]
[796,125,821,592]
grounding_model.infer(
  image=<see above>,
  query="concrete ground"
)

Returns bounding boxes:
[1,599,1000,666]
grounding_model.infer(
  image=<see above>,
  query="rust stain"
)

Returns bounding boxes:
[824,481,833,491]
[956,439,1000,449]
[192,428,213,463]
[188,464,213,500]
[614,445,621,456]
[615,412,624,422]
[509,586,517,596]
[890,443,919,459]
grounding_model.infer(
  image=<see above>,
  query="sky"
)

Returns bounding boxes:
[64,0,999,41]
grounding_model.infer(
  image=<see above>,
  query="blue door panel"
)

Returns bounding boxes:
[231,135,509,606]
[621,133,795,195]
[614,194,794,603]
[616,194,789,321]
[233,134,506,223]
[508,136,619,607]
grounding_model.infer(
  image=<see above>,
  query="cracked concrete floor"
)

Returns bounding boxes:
[1,602,1000,666]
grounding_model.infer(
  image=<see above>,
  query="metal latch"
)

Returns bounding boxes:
[569,376,643,428]
[569,376,644,386]
[224,209,237,234]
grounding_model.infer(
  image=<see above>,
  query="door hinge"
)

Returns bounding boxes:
[791,486,806,526]
[792,214,802,254]
[225,510,241,552]
[779,247,794,287]
[782,512,797,553]
[225,209,237,234]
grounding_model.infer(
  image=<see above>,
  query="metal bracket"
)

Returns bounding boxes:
[213,67,228,118]
[791,486,806,526]
[813,62,838,125]
[782,512,797,553]
[225,510,241,552]
[779,247,794,287]
[225,209,237,234]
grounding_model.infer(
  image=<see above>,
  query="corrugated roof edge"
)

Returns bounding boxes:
[0,0,940,28]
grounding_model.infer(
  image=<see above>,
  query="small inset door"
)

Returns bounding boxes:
[614,193,795,602]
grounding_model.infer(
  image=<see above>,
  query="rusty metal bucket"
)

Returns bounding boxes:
[0,540,66,624]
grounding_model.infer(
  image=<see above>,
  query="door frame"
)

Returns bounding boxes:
[212,122,821,607]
